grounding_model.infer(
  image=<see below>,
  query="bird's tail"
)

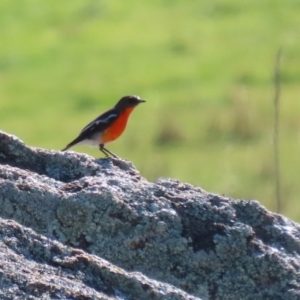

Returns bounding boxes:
[61,145,70,151]
[61,136,82,151]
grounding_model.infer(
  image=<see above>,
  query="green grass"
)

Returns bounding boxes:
[1,0,300,220]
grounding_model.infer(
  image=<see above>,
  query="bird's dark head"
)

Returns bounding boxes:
[115,95,146,110]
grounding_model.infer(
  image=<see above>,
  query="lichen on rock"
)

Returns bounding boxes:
[1,130,300,300]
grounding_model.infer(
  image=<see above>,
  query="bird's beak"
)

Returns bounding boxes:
[139,99,146,103]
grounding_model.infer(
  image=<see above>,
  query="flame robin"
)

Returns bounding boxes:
[62,95,146,157]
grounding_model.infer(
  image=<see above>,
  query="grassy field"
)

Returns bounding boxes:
[1,1,300,220]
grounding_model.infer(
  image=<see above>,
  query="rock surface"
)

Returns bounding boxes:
[0,130,300,300]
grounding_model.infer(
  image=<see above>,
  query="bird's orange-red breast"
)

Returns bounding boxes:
[100,106,135,144]
[62,95,146,158]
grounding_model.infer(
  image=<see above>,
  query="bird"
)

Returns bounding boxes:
[62,95,146,158]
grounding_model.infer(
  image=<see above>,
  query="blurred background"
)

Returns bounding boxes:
[0,1,299,220]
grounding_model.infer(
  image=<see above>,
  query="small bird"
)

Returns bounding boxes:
[62,95,146,157]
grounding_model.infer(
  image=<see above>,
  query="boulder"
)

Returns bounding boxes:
[0,130,300,299]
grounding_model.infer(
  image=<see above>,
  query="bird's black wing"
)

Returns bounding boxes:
[62,108,119,151]
[80,108,119,134]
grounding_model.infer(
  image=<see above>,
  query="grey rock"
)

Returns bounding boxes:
[0,130,300,300]
[0,218,199,300]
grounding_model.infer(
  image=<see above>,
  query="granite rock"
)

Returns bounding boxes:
[0,130,300,300]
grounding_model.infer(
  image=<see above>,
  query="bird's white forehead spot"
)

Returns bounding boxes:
[132,95,140,100]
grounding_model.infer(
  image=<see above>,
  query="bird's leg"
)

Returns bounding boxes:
[99,144,118,158]
[103,147,118,158]
[99,144,109,157]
